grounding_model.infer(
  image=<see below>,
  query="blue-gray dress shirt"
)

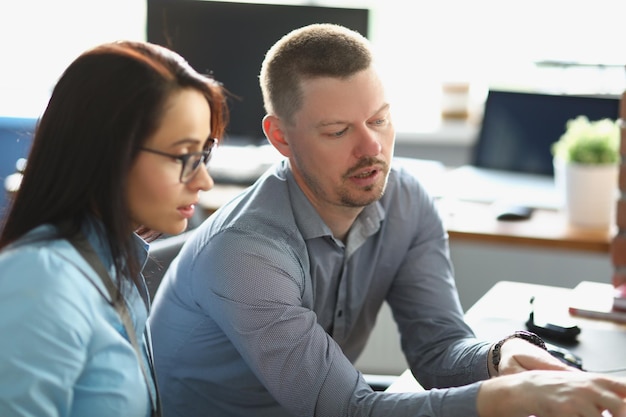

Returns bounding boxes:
[149,160,491,416]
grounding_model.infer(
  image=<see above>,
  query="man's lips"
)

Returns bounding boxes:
[347,166,384,187]
[346,157,387,177]
[350,167,379,179]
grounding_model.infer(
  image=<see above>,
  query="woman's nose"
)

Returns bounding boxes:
[190,165,214,192]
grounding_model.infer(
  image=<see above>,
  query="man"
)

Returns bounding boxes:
[150,24,626,417]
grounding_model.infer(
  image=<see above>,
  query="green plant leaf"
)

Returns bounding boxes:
[551,115,619,164]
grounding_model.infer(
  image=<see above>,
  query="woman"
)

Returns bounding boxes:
[0,40,227,417]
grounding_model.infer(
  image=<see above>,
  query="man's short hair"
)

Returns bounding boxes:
[260,23,372,125]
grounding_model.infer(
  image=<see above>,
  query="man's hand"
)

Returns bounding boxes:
[477,370,626,417]
[496,338,574,375]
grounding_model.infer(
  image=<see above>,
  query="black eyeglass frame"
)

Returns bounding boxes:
[139,138,218,183]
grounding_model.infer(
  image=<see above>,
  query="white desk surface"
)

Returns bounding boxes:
[387,281,626,393]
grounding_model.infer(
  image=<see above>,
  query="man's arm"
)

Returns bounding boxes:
[192,228,483,416]
[383,174,491,388]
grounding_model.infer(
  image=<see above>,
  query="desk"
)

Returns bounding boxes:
[440,200,613,253]
[387,281,626,392]
[198,186,614,254]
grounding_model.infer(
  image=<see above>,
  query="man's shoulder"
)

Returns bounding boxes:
[181,173,309,282]
[203,173,301,242]
[376,166,442,231]
[383,165,430,201]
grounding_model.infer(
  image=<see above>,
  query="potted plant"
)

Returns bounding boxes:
[551,115,620,228]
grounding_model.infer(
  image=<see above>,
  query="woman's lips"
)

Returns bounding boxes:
[178,204,196,219]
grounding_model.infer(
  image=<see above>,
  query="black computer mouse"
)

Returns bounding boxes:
[546,344,584,370]
[493,204,534,221]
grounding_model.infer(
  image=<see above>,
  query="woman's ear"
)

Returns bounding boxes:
[262,115,291,157]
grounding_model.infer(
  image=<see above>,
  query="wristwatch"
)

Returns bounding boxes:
[492,330,547,373]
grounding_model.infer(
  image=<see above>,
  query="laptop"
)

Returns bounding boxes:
[447,89,620,209]
[443,165,560,210]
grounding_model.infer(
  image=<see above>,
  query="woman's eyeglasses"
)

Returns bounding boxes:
[139,138,218,183]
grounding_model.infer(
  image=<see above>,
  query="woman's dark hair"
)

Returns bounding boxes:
[0,40,228,288]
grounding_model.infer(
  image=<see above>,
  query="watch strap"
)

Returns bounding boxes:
[492,330,547,373]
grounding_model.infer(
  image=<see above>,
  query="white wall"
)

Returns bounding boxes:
[2,0,625,124]
[0,0,146,118]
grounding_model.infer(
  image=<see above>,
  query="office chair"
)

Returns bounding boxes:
[143,230,195,300]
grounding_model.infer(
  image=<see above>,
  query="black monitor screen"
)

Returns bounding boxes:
[472,90,620,176]
[147,0,369,145]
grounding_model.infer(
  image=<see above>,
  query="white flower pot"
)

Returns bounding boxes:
[554,158,618,228]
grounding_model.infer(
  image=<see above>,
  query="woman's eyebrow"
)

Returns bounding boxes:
[166,137,204,148]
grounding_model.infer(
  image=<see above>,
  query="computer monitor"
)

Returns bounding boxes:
[146,0,369,145]
[472,90,621,176]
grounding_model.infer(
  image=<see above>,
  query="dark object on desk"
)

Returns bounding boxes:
[493,203,534,221]
[526,296,581,343]
[546,343,584,370]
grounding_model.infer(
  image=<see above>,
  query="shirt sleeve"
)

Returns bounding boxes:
[0,248,93,417]
[188,226,484,417]
[384,173,492,389]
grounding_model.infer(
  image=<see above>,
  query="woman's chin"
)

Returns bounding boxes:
[152,219,188,236]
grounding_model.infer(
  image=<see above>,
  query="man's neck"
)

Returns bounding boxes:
[316,205,362,243]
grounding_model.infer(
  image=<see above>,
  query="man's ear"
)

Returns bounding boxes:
[263,115,291,157]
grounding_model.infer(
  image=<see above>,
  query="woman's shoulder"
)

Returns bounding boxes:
[0,234,102,352]
[0,232,101,306]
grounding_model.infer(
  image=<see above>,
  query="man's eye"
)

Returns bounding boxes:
[331,127,349,137]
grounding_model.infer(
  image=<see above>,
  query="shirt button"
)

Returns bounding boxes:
[337,310,343,317]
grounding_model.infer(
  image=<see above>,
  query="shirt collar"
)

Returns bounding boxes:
[283,161,385,253]
[80,216,149,268]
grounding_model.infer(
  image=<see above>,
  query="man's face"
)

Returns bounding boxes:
[282,67,395,213]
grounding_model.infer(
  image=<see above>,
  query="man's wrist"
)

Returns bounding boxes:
[491,330,547,374]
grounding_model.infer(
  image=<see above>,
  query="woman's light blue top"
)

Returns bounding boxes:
[0,219,155,417]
